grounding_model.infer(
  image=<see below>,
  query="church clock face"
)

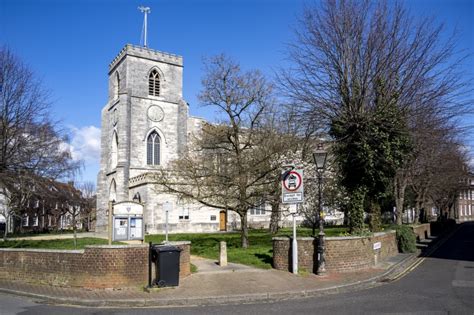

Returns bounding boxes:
[147,105,164,122]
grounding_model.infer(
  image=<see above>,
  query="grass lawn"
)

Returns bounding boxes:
[145,227,349,269]
[0,238,124,250]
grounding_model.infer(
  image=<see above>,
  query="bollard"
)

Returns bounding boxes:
[219,241,228,266]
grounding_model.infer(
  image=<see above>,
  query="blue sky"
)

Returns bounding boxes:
[1,0,473,185]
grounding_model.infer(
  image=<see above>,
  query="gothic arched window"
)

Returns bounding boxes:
[114,72,120,98]
[111,131,118,168]
[147,131,160,165]
[148,69,160,96]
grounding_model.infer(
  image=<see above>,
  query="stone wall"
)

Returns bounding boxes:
[411,223,431,241]
[0,243,191,289]
[273,231,398,273]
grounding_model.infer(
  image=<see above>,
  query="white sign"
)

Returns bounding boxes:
[163,201,173,212]
[282,169,304,204]
[373,242,382,250]
[130,217,143,239]
[113,201,143,216]
[283,193,304,203]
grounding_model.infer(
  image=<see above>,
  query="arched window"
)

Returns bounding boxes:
[148,69,160,96]
[111,132,118,168]
[147,131,160,165]
[114,72,120,97]
[109,180,116,202]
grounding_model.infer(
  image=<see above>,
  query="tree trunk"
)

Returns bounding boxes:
[240,212,249,248]
[349,187,366,234]
[72,213,77,249]
[368,200,382,232]
[394,174,407,225]
[269,200,281,235]
[414,197,423,225]
[3,213,8,241]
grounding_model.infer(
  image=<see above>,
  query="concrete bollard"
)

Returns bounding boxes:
[219,241,228,266]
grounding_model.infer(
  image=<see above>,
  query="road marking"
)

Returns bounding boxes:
[452,280,474,288]
[390,257,426,282]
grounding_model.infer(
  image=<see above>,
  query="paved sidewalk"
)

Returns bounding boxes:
[0,253,419,308]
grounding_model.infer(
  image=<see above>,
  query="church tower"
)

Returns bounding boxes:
[95,44,190,232]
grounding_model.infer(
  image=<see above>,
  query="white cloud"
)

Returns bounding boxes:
[69,125,101,163]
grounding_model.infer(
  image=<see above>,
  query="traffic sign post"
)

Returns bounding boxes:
[163,201,172,243]
[281,169,304,275]
[282,169,304,204]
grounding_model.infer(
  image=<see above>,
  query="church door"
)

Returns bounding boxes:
[219,211,227,231]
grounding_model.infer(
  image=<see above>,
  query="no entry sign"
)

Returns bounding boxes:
[282,169,304,204]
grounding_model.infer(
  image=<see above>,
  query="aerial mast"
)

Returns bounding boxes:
[138,6,151,47]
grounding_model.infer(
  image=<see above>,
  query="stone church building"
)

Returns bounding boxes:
[96,44,277,234]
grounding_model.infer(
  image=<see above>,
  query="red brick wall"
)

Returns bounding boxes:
[0,243,191,289]
[273,237,316,273]
[166,242,191,278]
[411,224,431,241]
[273,231,398,273]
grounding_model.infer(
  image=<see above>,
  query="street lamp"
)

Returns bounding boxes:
[313,143,328,275]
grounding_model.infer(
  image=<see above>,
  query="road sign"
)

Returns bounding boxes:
[282,169,304,204]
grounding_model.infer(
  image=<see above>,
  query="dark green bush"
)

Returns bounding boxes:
[394,225,417,253]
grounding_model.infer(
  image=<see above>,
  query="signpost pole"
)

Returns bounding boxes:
[292,205,298,274]
[108,201,113,245]
[282,168,303,275]
[163,201,172,244]
[165,209,169,243]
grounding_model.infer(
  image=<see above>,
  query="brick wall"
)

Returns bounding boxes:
[411,223,431,241]
[167,241,191,278]
[0,242,191,289]
[273,231,398,273]
[273,237,316,273]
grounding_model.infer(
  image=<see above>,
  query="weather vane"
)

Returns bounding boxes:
[138,6,151,47]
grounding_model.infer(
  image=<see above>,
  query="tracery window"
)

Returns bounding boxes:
[147,131,160,165]
[148,69,160,96]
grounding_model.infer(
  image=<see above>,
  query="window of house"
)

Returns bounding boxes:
[147,131,160,165]
[250,203,266,215]
[22,215,29,227]
[210,215,216,221]
[149,69,160,96]
[33,214,39,227]
[179,207,190,220]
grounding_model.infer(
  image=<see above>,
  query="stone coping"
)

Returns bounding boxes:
[0,244,150,253]
[157,241,191,246]
[272,230,396,242]
[84,245,148,249]
[0,248,84,254]
[272,237,315,241]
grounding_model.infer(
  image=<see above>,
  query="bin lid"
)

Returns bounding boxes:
[152,245,182,252]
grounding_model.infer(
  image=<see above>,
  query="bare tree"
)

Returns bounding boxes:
[0,46,80,239]
[281,0,471,231]
[78,181,96,231]
[156,55,292,248]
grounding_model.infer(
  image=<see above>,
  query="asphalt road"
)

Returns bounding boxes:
[1,222,473,315]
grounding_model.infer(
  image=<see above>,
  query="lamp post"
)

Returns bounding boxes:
[313,144,327,275]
